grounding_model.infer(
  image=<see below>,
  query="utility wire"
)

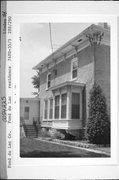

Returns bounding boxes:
[49,23,57,87]
[49,23,54,54]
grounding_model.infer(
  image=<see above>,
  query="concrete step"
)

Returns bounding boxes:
[24,125,38,138]
[26,131,37,133]
[26,129,36,131]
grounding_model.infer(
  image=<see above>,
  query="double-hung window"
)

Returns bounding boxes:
[38,79,40,92]
[49,98,53,119]
[72,93,80,119]
[47,73,51,89]
[55,95,60,119]
[44,100,48,119]
[71,58,78,79]
[61,93,67,118]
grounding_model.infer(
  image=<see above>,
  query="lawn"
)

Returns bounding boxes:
[20,138,109,157]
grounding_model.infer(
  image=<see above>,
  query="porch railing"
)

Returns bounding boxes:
[20,117,25,126]
[33,117,41,125]
[20,117,26,137]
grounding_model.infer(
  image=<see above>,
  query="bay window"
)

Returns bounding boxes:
[72,93,80,119]
[44,99,48,119]
[55,95,60,119]
[61,93,67,118]
[49,98,53,119]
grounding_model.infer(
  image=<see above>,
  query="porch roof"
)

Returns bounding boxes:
[50,81,85,91]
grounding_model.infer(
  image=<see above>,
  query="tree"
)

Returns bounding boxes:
[31,71,40,96]
[86,83,110,145]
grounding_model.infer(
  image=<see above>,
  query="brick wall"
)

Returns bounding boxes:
[38,43,110,127]
[39,45,94,123]
[94,44,110,113]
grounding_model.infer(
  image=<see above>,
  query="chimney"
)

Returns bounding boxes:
[98,23,109,29]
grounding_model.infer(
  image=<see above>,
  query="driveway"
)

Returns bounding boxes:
[20,138,109,157]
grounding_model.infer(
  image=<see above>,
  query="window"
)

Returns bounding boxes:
[24,106,30,120]
[72,93,80,119]
[47,73,51,89]
[49,98,53,119]
[39,80,40,92]
[55,95,60,119]
[61,93,67,118]
[72,58,78,79]
[44,100,48,119]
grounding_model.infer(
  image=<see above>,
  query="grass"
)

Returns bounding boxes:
[38,136,110,155]
[56,139,110,154]
[20,137,109,158]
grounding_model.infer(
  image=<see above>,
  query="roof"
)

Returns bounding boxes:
[20,98,40,101]
[50,81,85,91]
[33,24,110,70]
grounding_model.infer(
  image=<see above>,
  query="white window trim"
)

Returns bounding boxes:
[53,93,68,120]
[38,80,40,93]
[49,97,53,120]
[71,57,78,80]
[43,99,48,121]
[61,93,67,119]
[71,92,81,120]
[46,72,51,90]
[54,94,60,120]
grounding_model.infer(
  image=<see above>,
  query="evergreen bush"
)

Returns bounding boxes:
[86,83,110,145]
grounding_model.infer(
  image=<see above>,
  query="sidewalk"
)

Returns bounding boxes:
[36,137,110,156]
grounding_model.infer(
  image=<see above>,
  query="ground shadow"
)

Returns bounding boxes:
[20,150,109,158]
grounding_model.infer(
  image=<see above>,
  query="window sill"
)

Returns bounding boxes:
[52,118,67,121]
[71,77,78,81]
[52,118,81,121]
[45,88,49,91]
[45,87,51,91]
[43,119,52,122]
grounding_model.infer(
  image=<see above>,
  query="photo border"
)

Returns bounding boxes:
[3,1,119,179]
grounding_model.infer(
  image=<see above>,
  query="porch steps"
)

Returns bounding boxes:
[24,125,37,138]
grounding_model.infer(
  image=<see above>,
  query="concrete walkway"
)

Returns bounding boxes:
[36,137,110,156]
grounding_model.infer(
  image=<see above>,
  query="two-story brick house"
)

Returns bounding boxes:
[33,23,110,138]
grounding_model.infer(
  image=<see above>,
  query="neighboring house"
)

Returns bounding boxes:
[32,23,110,138]
[20,98,40,125]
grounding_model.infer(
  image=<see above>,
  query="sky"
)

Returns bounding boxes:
[20,23,92,97]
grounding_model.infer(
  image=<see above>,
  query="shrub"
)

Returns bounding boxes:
[86,83,110,145]
[49,129,65,139]
[64,132,76,140]
[38,128,50,138]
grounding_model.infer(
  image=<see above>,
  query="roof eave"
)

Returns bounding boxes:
[33,24,110,70]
